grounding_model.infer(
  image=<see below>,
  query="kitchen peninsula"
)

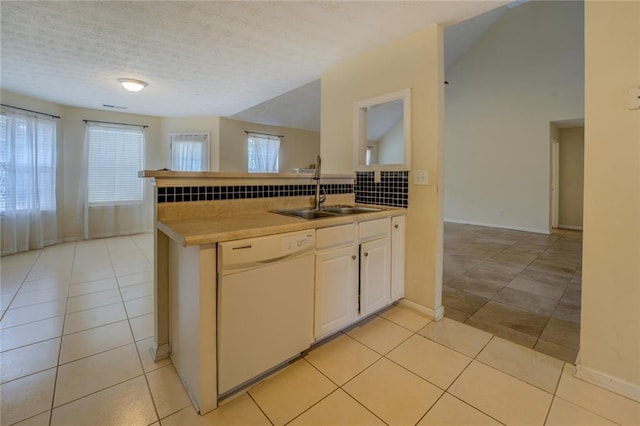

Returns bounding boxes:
[140,170,406,414]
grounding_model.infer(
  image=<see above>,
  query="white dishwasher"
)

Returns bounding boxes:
[217,230,315,395]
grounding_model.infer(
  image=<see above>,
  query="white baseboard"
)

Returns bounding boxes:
[444,218,550,235]
[558,224,584,231]
[575,364,640,402]
[150,341,170,361]
[399,299,445,321]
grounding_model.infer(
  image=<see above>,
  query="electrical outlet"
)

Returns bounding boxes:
[374,170,381,183]
[414,170,428,185]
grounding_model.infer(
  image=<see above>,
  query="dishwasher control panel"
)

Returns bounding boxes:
[282,232,314,254]
[220,230,316,273]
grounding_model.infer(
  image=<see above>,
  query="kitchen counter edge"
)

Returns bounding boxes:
[157,207,406,247]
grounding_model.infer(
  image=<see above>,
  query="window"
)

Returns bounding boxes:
[170,133,209,171]
[0,112,56,212]
[87,123,144,205]
[247,133,280,173]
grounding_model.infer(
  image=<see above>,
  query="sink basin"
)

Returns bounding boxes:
[271,209,338,219]
[271,205,383,220]
[322,206,382,215]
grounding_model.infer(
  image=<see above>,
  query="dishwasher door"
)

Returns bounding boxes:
[217,230,315,395]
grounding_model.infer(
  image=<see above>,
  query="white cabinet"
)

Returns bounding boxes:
[360,237,390,316]
[358,218,391,318]
[391,215,405,301]
[315,246,358,339]
[314,216,405,339]
[315,224,358,340]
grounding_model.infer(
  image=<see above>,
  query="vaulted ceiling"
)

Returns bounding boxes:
[1,1,508,124]
[232,3,511,132]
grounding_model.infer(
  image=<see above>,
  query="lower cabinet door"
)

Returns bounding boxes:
[360,237,391,317]
[391,215,405,301]
[315,246,358,339]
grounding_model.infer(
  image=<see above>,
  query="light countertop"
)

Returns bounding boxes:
[158,207,405,246]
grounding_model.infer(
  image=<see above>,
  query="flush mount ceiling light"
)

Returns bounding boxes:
[118,78,148,93]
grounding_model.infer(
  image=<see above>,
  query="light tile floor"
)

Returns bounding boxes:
[443,223,583,363]
[2,235,639,425]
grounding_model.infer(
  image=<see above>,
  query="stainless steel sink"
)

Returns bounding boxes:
[322,205,382,215]
[271,205,382,220]
[272,209,338,219]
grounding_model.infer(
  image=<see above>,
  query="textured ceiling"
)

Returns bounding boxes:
[232,4,510,132]
[0,1,506,119]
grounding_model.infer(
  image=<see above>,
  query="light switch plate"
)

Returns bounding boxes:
[414,170,428,185]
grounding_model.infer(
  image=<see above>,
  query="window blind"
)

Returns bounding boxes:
[87,124,144,205]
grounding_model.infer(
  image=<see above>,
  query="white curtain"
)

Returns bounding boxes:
[0,111,58,256]
[78,122,150,240]
[248,134,280,173]
[170,133,209,171]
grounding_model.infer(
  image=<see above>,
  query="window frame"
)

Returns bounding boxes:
[247,132,281,173]
[86,123,145,206]
[169,132,210,172]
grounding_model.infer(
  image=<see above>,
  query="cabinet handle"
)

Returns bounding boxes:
[351,255,356,260]
[364,252,369,257]
[394,224,399,229]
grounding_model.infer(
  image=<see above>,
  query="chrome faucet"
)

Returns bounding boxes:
[312,155,326,210]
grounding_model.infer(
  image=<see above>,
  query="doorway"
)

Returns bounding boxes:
[550,121,585,231]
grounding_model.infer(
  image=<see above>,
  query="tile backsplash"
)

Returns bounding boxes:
[157,183,353,203]
[355,171,408,208]
[155,172,409,208]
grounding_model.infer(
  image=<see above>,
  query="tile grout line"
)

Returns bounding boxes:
[105,238,162,425]
[415,320,562,423]
[299,356,390,426]
[302,317,413,425]
[444,224,581,362]
[0,247,45,322]
[246,389,276,426]
[295,316,397,423]
[48,240,77,426]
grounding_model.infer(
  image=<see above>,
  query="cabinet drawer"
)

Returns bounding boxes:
[316,224,356,250]
[358,218,390,241]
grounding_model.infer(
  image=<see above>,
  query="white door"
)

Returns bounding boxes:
[391,216,405,301]
[551,138,560,229]
[315,246,358,339]
[360,238,390,317]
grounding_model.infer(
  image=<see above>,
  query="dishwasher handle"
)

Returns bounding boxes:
[221,249,314,274]
[219,230,315,273]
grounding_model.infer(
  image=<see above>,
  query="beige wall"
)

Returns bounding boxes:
[61,106,162,239]
[321,26,445,313]
[161,116,221,171]
[444,1,584,233]
[558,126,584,229]
[580,0,640,392]
[219,117,319,173]
[1,90,163,241]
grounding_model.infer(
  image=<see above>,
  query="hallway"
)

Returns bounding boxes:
[443,223,582,363]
